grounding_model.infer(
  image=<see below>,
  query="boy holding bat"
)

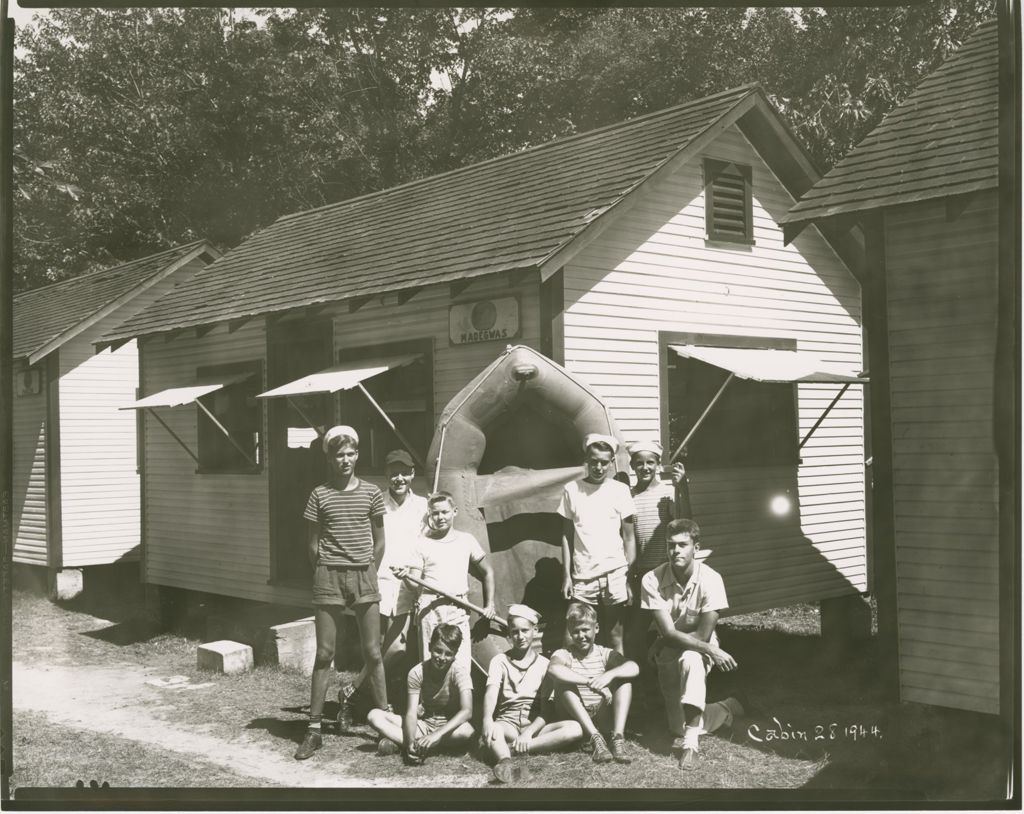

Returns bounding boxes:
[392,491,496,672]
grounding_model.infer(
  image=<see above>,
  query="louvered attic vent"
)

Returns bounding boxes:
[704,158,753,244]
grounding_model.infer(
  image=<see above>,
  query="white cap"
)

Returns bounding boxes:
[322,425,359,453]
[582,432,618,453]
[627,438,663,459]
[507,604,540,625]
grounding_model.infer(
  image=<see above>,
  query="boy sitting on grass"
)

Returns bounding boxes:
[547,602,639,765]
[366,623,475,764]
[481,604,584,784]
[393,491,495,673]
[558,434,637,654]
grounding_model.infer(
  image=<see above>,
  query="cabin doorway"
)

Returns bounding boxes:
[267,319,334,583]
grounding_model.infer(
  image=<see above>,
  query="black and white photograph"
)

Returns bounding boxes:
[0,2,1018,806]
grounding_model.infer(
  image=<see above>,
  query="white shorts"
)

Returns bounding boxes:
[572,566,629,606]
[378,576,414,618]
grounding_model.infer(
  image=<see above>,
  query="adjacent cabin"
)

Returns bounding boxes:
[783,20,1011,717]
[12,241,221,597]
[100,85,869,625]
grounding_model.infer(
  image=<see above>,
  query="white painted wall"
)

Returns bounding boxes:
[12,359,48,565]
[561,125,866,613]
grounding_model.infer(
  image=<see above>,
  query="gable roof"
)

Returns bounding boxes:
[784,19,999,225]
[14,240,219,363]
[104,83,842,341]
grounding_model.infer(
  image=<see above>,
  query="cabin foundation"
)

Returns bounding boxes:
[47,568,83,601]
[197,640,254,675]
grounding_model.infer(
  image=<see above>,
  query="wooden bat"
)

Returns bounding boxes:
[392,568,508,630]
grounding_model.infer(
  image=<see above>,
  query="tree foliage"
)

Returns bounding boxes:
[13,4,994,291]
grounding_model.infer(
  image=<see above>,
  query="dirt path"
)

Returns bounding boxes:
[13,660,466,788]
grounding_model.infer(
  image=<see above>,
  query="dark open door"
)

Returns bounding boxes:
[267,318,333,583]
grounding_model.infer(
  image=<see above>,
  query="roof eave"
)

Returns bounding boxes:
[29,241,221,365]
[537,89,761,280]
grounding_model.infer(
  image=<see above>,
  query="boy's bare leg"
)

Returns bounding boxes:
[526,721,584,753]
[485,721,519,762]
[366,708,404,745]
[310,606,339,720]
[606,604,626,655]
[353,602,388,710]
[554,688,599,738]
[443,721,476,749]
[610,679,633,735]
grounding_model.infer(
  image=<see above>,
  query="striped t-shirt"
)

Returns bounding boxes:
[304,480,386,566]
[550,644,618,709]
[631,478,676,574]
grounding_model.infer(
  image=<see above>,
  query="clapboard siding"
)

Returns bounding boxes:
[57,328,141,566]
[885,191,999,714]
[140,320,288,603]
[12,359,49,564]
[140,276,541,605]
[330,276,542,419]
[562,125,865,614]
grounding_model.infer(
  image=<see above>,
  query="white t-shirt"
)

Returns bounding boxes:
[640,561,728,648]
[379,491,428,583]
[557,478,636,580]
[409,528,486,597]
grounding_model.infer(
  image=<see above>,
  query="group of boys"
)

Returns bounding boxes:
[295,425,746,777]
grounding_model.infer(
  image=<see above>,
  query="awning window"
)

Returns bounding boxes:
[120,373,254,410]
[119,371,258,468]
[666,344,867,463]
[257,353,426,470]
[668,344,867,384]
[256,354,421,399]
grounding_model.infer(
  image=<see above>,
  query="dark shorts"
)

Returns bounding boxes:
[312,563,381,608]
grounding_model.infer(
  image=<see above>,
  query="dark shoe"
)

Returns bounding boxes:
[609,733,632,765]
[294,730,322,760]
[493,758,515,784]
[670,736,686,754]
[376,737,400,756]
[403,749,425,766]
[590,733,613,764]
[679,747,697,768]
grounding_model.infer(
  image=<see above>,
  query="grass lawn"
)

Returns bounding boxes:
[10,586,1010,800]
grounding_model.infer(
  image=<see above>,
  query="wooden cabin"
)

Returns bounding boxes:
[12,241,221,597]
[783,20,1011,716]
[100,85,869,623]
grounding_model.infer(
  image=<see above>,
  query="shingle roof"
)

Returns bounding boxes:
[14,241,211,360]
[105,84,761,340]
[784,19,999,224]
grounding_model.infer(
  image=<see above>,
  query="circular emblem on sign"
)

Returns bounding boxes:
[470,300,498,331]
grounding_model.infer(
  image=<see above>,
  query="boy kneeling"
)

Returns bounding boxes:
[366,624,475,764]
[481,604,584,783]
[547,602,638,764]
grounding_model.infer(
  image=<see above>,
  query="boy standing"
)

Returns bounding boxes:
[641,518,744,768]
[337,448,427,730]
[394,491,495,672]
[295,426,389,760]
[547,602,638,764]
[558,434,637,653]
